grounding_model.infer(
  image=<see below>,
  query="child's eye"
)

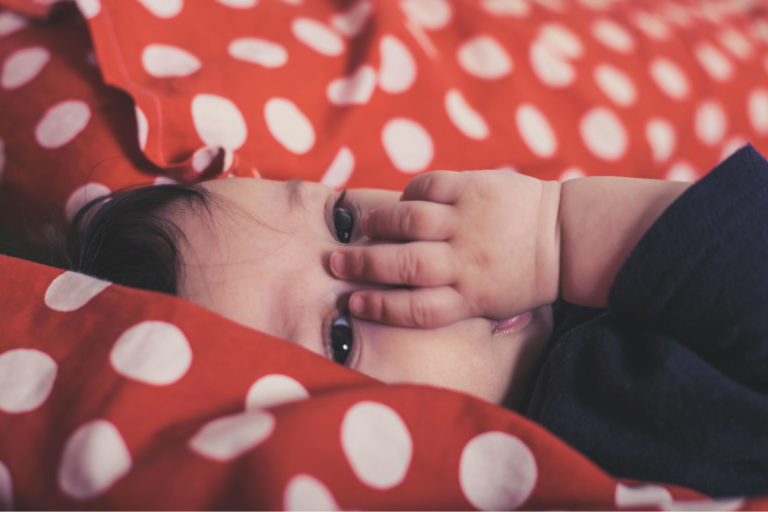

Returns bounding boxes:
[329,314,354,365]
[333,190,354,244]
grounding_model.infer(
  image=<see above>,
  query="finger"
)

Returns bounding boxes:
[401,171,465,203]
[349,286,469,328]
[330,242,457,286]
[362,201,457,241]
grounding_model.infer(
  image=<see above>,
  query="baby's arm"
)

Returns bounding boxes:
[331,170,690,327]
[558,177,691,308]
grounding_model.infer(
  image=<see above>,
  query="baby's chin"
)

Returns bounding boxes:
[497,307,554,410]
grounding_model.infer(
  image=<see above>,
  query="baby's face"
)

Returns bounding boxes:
[173,177,553,409]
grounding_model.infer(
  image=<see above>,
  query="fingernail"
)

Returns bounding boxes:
[330,251,347,276]
[349,294,364,315]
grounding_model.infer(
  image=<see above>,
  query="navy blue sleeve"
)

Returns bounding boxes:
[608,144,768,393]
[525,146,768,497]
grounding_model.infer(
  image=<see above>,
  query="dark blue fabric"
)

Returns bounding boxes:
[525,145,768,497]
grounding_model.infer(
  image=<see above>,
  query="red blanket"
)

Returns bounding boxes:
[1,0,767,508]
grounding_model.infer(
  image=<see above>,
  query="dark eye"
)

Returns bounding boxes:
[333,190,354,243]
[330,314,354,365]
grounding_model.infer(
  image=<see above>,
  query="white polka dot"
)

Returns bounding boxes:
[594,64,636,107]
[649,58,689,100]
[533,0,566,11]
[665,497,746,511]
[1,46,50,90]
[0,460,12,511]
[457,35,513,80]
[515,103,557,158]
[558,166,585,181]
[58,420,131,500]
[459,431,537,510]
[190,146,220,173]
[228,38,287,68]
[64,182,111,222]
[0,11,29,37]
[381,118,434,173]
[292,18,345,56]
[35,100,91,149]
[748,88,768,135]
[721,136,748,162]
[264,97,315,154]
[134,105,148,151]
[189,409,275,461]
[45,271,110,314]
[110,321,192,385]
[327,65,376,105]
[284,474,339,511]
[538,23,583,59]
[191,94,248,150]
[245,374,309,410]
[74,0,100,18]
[615,483,673,509]
[445,88,490,140]
[666,161,698,182]
[399,0,452,30]
[215,0,257,8]
[694,100,727,146]
[645,117,676,163]
[154,175,178,185]
[693,41,733,82]
[331,0,373,38]
[141,44,201,78]
[0,349,57,414]
[718,27,753,61]
[482,0,529,16]
[580,107,627,161]
[529,41,575,88]
[0,138,4,183]
[577,0,614,9]
[136,0,183,18]
[632,11,670,41]
[341,401,412,489]
[753,19,768,44]
[378,35,417,94]
[591,18,634,53]
[320,146,355,189]
[280,0,302,4]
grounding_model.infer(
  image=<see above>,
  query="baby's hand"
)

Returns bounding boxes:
[330,170,562,328]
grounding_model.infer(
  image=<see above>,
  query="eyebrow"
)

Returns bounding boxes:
[286,179,306,210]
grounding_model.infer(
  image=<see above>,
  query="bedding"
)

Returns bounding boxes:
[1,0,768,509]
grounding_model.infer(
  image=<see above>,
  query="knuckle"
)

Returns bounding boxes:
[408,297,432,328]
[357,249,375,280]
[366,293,384,320]
[399,207,420,235]
[397,248,421,283]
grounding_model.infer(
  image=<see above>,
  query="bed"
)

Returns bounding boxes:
[1,0,767,509]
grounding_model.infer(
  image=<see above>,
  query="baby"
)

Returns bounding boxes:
[66,144,768,498]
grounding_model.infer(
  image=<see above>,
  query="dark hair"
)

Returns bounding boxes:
[64,183,214,295]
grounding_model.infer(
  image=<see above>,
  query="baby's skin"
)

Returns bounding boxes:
[330,170,691,328]
[169,169,690,409]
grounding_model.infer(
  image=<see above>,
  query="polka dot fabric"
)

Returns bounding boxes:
[0,254,766,510]
[80,0,768,191]
[1,0,768,509]
[0,0,767,238]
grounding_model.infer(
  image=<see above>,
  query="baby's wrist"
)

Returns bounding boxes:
[535,180,562,307]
